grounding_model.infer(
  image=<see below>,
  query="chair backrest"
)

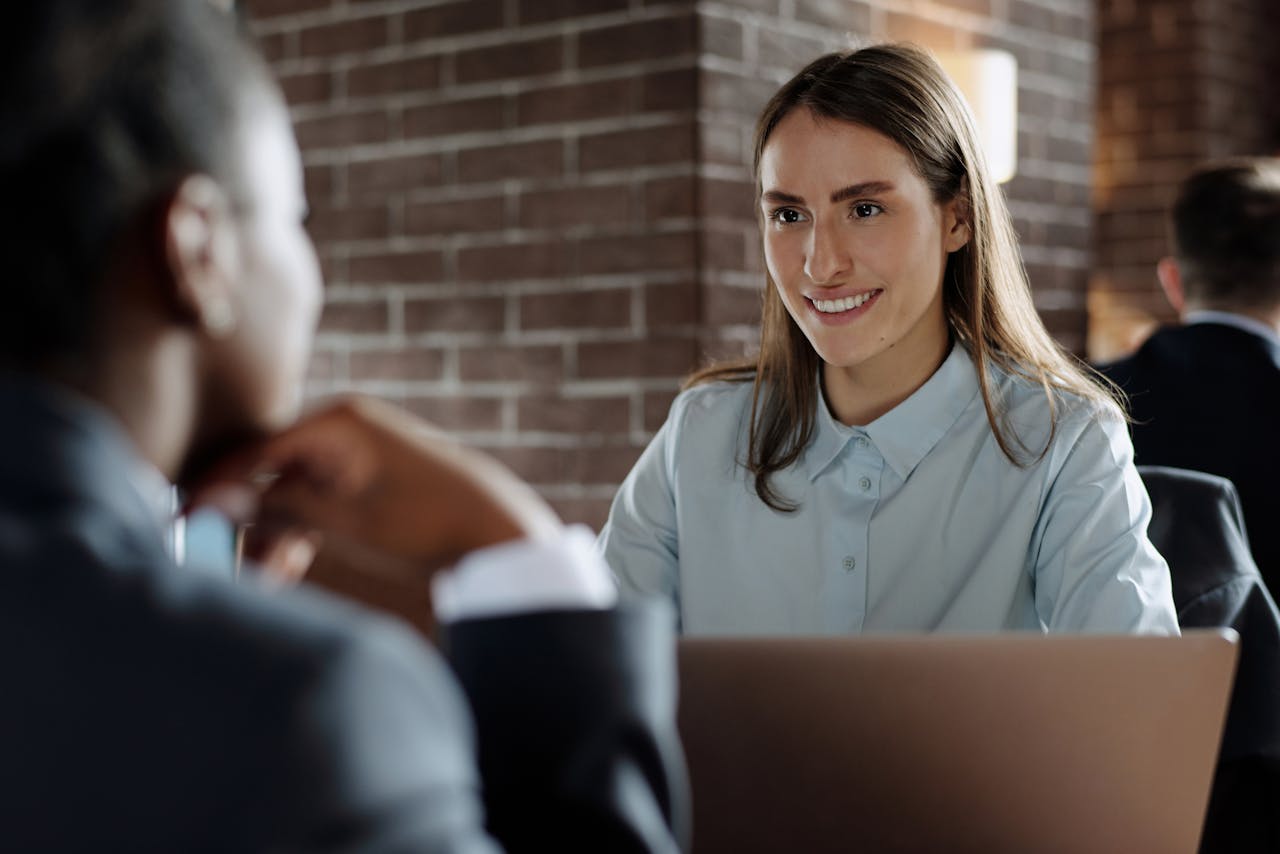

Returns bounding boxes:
[1140,465,1280,759]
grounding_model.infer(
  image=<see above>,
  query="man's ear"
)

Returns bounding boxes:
[1156,256,1185,316]
[164,175,241,337]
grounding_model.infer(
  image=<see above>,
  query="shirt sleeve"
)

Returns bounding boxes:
[430,525,617,623]
[1031,412,1182,634]
[595,401,683,612]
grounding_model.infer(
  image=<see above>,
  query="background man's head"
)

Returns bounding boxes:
[0,0,323,475]
[1158,158,1280,318]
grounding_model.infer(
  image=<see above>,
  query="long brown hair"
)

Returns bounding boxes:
[689,44,1118,511]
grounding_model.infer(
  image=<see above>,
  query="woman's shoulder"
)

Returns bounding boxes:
[668,378,755,424]
[986,358,1127,456]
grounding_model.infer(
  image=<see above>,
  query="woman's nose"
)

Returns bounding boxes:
[803,221,851,284]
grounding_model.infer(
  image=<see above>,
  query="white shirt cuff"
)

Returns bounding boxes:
[430,525,618,623]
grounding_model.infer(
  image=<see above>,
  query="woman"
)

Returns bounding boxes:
[599,44,1179,634]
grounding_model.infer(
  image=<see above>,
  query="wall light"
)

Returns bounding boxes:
[936,50,1018,184]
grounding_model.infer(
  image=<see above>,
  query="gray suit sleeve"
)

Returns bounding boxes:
[444,602,689,854]
[278,618,503,854]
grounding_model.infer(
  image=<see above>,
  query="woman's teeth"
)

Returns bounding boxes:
[812,291,875,313]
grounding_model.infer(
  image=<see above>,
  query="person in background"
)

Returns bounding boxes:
[599,44,1178,635]
[0,1,686,850]
[1099,159,1280,595]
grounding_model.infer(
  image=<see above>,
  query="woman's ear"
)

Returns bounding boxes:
[943,189,972,254]
[163,175,241,337]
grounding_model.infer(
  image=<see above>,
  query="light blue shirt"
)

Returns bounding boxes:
[599,345,1180,635]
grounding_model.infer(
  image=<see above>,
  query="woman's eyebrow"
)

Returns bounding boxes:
[830,180,895,203]
[760,181,897,206]
[761,189,805,205]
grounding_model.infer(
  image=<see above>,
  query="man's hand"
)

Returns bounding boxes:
[186,397,562,584]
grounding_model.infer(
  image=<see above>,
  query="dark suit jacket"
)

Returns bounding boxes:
[0,379,687,852]
[1140,466,1280,854]
[1099,322,1280,593]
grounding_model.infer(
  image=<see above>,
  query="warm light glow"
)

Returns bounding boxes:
[936,50,1018,184]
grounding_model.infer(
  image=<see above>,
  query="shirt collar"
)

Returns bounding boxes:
[1184,310,1280,350]
[805,344,981,482]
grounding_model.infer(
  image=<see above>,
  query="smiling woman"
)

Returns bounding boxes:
[597,44,1181,636]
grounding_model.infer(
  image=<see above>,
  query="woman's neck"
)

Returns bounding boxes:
[821,336,953,427]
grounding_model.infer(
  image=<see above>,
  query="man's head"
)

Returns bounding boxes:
[1158,158,1280,318]
[0,0,322,473]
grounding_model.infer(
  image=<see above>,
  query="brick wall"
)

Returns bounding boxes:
[250,0,701,535]
[247,0,1098,536]
[1090,0,1280,360]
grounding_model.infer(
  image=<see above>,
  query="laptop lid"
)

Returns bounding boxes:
[678,630,1237,854]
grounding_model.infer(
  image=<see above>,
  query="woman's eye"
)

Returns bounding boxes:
[852,202,883,219]
[769,207,806,225]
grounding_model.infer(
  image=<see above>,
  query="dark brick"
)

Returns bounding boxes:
[578,15,697,68]
[518,184,631,229]
[318,300,389,334]
[348,153,444,197]
[402,396,505,432]
[459,345,564,382]
[278,69,333,105]
[306,202,389,243]
[404,96,507,139]
[579,122,695,171]
[458,139,563,183]
[517,394,631,433]
[403,296,506,334]
[644,176,697,220]
[517,78,634,126]
[520,288,631,330]
[457,241,567,281]
[250,0,331,17]
[347,55,441,98]
[576,336,700,379]
[348,249,445,285]
[704,283,762,325]
[645,282,699,327]
[517,0,628,25]
[641,68,698,112]
[348,347,446,381]
[579,231,697,274]
[405,0,506,42]
[298,16,390,58]
[455,37,563,85]
[405,195,506,235]
[294,110,389,149]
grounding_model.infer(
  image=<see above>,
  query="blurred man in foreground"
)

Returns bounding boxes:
[0,1,686,850]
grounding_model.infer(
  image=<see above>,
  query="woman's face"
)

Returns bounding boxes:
[758,109,969,384]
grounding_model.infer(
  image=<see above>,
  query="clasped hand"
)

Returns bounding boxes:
[185,397,562,585]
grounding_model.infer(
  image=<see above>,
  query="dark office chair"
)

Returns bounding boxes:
[1140,465,1280,853]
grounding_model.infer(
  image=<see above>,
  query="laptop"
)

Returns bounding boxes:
[677,630,1237,854]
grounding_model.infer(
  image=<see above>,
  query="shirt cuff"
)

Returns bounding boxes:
[430,525,618,623]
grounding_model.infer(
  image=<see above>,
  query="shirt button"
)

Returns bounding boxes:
[842,556,856,571]
[855,437,869,450]
[858,476,872,491]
